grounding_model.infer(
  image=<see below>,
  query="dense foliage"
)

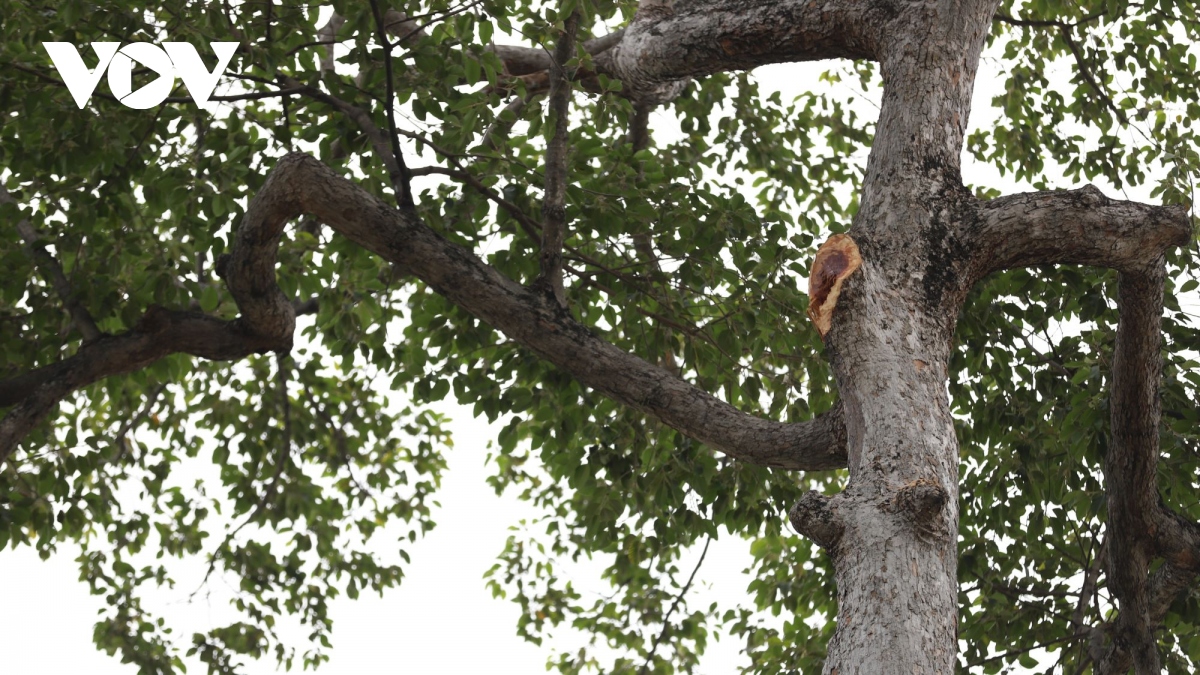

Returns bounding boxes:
[1,0,1198,672]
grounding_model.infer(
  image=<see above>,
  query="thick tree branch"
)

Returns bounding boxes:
[1093,503,1200,673]
[0,263,317,463]
[3,154,847,471]
[975,185,1194,672]
[279,153,846,469]
[968,185,1192,283]
[1147,509,1200,620]
[535,10,579,308]
[2,185,102,342]
[0,309,290,463]
[258,155,851,471]
[1097,266,1167,674]
[595,0,883,104]
[487,0,885,106]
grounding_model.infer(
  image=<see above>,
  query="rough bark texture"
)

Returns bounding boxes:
[1100,268,1167,674]
[786,0,998,669]
[5,0,1200,671]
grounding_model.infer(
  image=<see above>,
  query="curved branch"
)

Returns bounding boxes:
[595,0,883,103]
[968,185,1192,283]
[535,9,579,308]
[965,185,1194,674]
[2,154,846,472]
[252,154,845,471]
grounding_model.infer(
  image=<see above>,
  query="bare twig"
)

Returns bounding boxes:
[12,62,304,104]
[2,184,103,342]
[992,13,1129,125]
[966,633,1087,669]
[111,383,168,461]
[191,353,294,597]
[480,95,533,151]
[369,0,415,210]
[639,537,712,674]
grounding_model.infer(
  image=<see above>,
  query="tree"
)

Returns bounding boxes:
[1,0,1199,672]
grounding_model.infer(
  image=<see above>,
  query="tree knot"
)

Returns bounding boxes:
[789,491,844,551]
[1077,184,1107,206]
[885,478,948,536]
[214,253,232,279]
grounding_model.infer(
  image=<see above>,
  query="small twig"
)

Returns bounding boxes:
[1057,28,1129,125]
[12,62,305,104]
[639,537,712,674]
[480,94,534,151]
[301,382,374,500]
[111,383,168,462]
[369,0,415,210]
[993,13,1128,125]
[285,78,406,198]
[993,11,1107,29]
[2,185,103,342]
[389,1,483,44]
[1072,537,1106,629]
[191,355,293,598]
[966,632,1086,669]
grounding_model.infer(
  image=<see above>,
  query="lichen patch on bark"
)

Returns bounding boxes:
[807,234,862,338]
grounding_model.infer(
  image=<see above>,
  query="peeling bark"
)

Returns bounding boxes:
[806,234,862,339]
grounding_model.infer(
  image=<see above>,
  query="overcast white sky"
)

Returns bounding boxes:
[2,7,1196,674]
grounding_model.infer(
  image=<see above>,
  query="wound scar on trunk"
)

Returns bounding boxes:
[807,234,862,339]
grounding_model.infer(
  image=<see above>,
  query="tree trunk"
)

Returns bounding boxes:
[789,1,998,670]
